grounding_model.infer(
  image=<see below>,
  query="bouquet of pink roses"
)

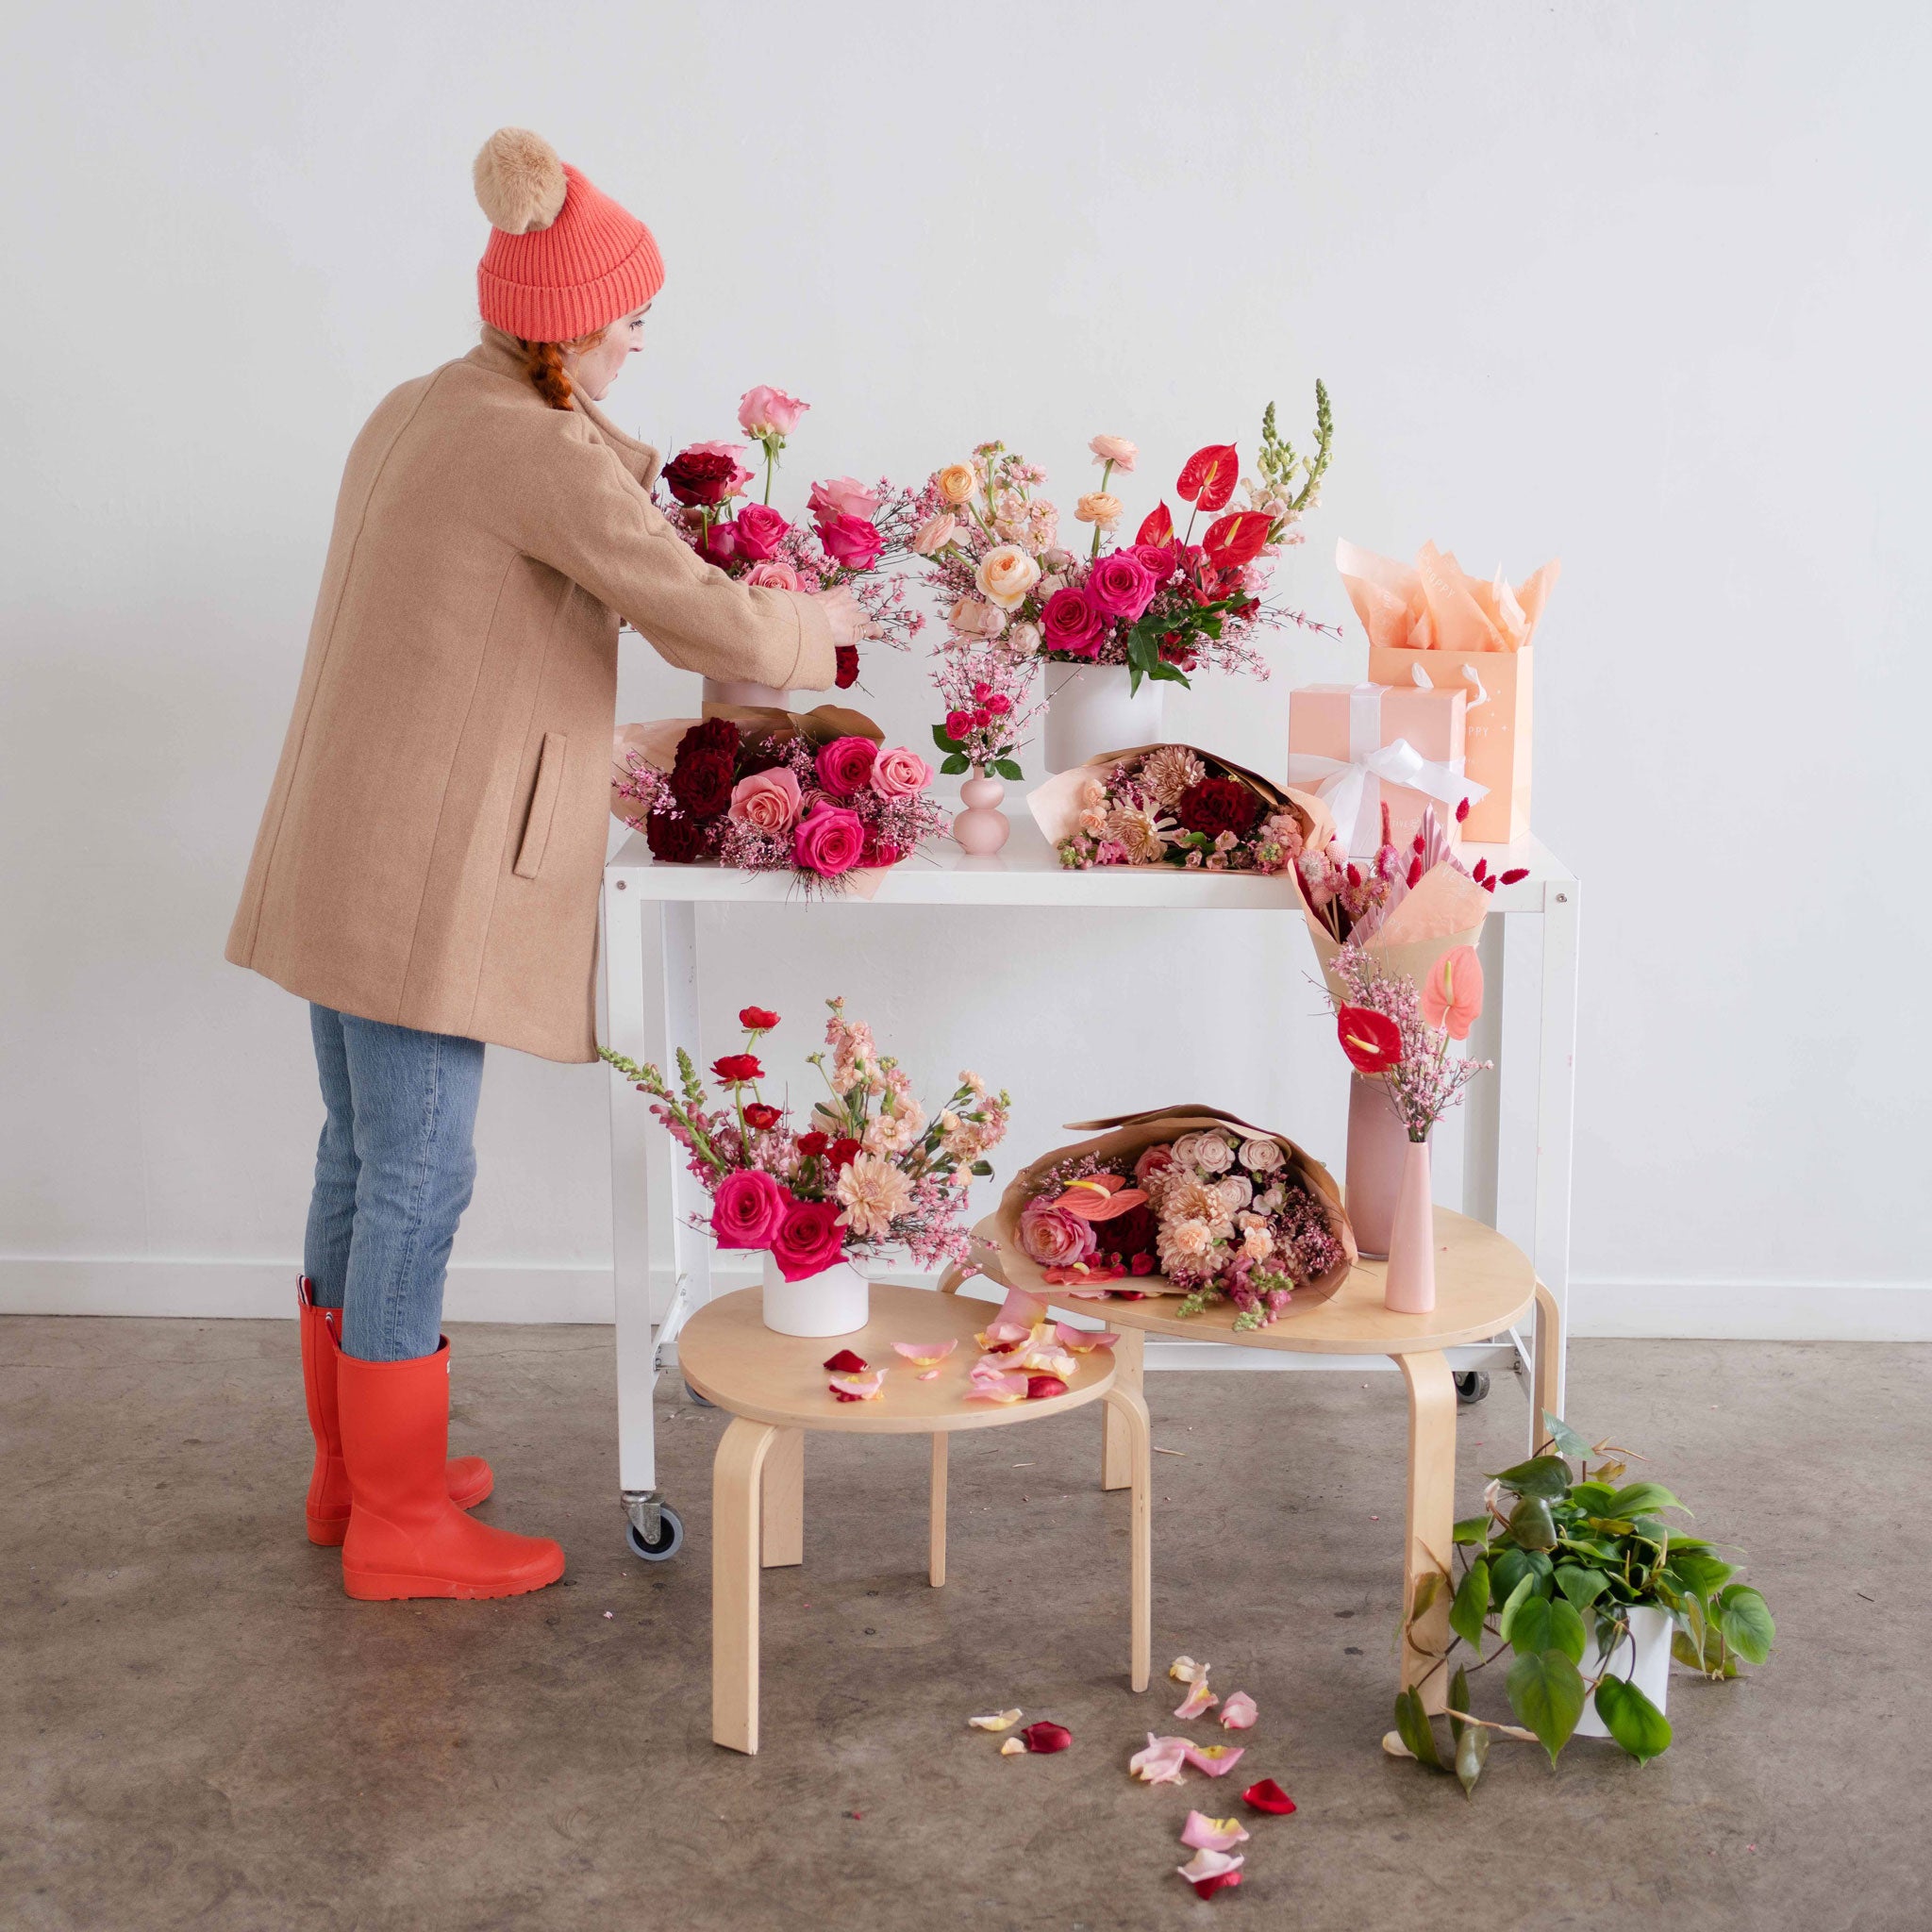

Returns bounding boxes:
[908,390,1339,693]
[602,999,1010,1279]
[656,384,924,687]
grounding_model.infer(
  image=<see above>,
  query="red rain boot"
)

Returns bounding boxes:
[336,1341,565,1601]
[299,1277,491,1545]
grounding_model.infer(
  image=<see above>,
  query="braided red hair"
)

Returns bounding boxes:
[515,326,608,411]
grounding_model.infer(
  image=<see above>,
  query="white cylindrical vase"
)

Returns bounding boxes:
[703,676,792,712]
[759,1250,869,1338]
[1575,1604,1674,1737]
[1042,663,1166,774]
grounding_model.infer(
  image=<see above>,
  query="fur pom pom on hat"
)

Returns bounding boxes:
[473,128,664,341]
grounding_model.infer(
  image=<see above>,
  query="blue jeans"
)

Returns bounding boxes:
[304,1004,486,1362]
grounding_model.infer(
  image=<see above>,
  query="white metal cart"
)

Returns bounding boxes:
[598,816,1579,1559]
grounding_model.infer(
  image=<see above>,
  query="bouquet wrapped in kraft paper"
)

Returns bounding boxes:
[1028,744,1316,875]
[980,1105,1356,1331]
[612,704,944,898]
[1335,539,1559,844]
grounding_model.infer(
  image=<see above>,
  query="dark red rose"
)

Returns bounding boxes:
[1176,775,1263,841]
[679,717,741,760]
[835,644,859,690]
[739,1006,780,1029]
[711,1054,764,1084]
[742,1102,781,1129]
[1098,1203,1158,1263]
[827,1137,861,1169]
[663,448,745,507]
[644,809,708,864]
[669,749,735,817]
[797,1130,829,1157]
[736,738,791,777]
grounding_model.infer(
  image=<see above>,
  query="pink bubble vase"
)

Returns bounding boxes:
[1383,1137,1437,1315]
[952,767,1011,856]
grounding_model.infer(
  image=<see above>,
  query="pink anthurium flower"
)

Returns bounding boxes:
[1181,1812,1252,1854]
[1220,1691,1258,1730]
[892,1340,958,1365]
[1129,1734,1191,1785]
[1420,944,1484,1040]
[1176,1849,1245,1899]
[1051,1174,1151,1221]
[1174,1676,1220,1721]
[1182,1742,1245,1776]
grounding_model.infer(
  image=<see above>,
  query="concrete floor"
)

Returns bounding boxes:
[3,1319,1924,1932]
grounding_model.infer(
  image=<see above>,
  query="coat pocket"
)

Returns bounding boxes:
[513,731,568,879]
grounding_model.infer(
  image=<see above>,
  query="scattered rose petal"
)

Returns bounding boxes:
[823,1349,869,1373]
[1169,1656,1207,1684]
[893,1340,958,1365]
[1019,1344,1078,1377]
[917,1368,940,1381]
[991,1286,1050,1331]
[1021,1721,1072,1754]
[966,1371,1030,1404]
[1181,1812,1251,1853]
[1055,1324,1120,1353]
[1241,1778,1296,1814]
[998,1736,1026,1756]
[1190,1871,1243,1901]
[1177,1849,1245,1898]
[1220,1691,1258,1730]
[968,1708,1023,1732]
[1175,1677,1220,1720]
[1130,1734,1191,1785]
[1041,1262,1125,1286]
[974,1319,1035,1350]
[828,1371,886,1402]
[1183,1743,1245,1776]
[1025,1374,1070,1401]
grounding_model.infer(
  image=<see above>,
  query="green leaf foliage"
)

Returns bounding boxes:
[931,724,963,753]
[1489,1546,1551,1603]
[1393,1688,1442,1770]
[1606,1481,1685,1518]
[1448,1667,1489,1797]
[940,753,970,775]
[1506,1594,1586,1665]
[1666,1550,1735,1597]
[1555,1564,1609,1609]
[1717,1585,1776,1664]
[1593,1676,1673,1764]
[1453,1514,1491,1545]
[1450,1559,1491,1649]
[991,758,1023,781]
[1508,1493,1559,1550]
[1506,1650,1586,1765]
[1541,1412,1593,1458]
[1491,1455,1573,1499]
[1497,1573,1539,1645]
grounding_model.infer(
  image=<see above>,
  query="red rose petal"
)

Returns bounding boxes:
[1020,1720,1072,1753]
[1191,1873,1243,1900]
[1025,1374,1069,1401]
[1241,1778,1296,1815]
[823,1349,868,1373]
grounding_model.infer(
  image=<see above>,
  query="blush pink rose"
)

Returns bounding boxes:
[792,802,867,875]
[744,559,801,591]
[816,512,886,572]
[1018,1198,1099,1270]
[815,736,878,797]
[728,765,803,834]
[808,475,883,523]
[738,385,809,438]
[732,502,791,562]
[869,747,933,798]
[712,1169,790,1249]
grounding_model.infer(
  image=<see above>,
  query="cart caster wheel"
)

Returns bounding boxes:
[625,1506,684,1562]
[1454,1372,1491,1407]
[682,1382,716,1409]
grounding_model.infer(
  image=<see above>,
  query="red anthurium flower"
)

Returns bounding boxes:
[1202,510,1273,570]
[1191,1872,1243,1901]
[828,1137,862,1169]
[739,1007,780,1030]
[823,1349,868,1373]
[1025,1374,1070,1401]
[1020,1720,1072,1753]
[1176,443,1240,511]
[1337,1006,1403,1074]
[711,1054,763,1084]
[797,1130,828,1157]
[1241,1778,1296,1815]
[1137,501,1174,546]
[742,1102,781,1130]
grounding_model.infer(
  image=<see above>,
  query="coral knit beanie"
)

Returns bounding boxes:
[473,128,665,342]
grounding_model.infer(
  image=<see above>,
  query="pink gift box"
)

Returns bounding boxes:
[1285,683,1480,857]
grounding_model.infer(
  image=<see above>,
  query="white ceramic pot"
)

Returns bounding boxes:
[1042,663,1165,774]
[1575,1603,1673,1737]
[702,676,792,711]
[759,1250,869,1338]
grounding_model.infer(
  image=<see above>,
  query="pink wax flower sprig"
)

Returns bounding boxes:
[600,1000,1011,1279]
[1326,944,1491,1142]
[929,647,1044,780]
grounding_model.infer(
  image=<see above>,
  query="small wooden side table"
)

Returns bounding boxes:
[678,1281,1153,1755]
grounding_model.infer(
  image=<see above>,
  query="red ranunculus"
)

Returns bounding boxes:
[669,749,736,817]
[835,644,859,690]
[1336,1005,1403,1074]
[815,735,878,797]
[1202,509,1273,570]
[827,1137,861,1168]
[1040,584,1105,657]
[815,512,886,572]
[797,1130,829,1157]
[772,1198,846,1281]
[711,1053,764,1084]
[663,447,747,507]
[644,809,708,864]
[1175,442,1239,511]
[1136,501,1174,545]
[739,1006,780,1029]
[742,1102,781,1129]
[1176,775,1263,841]
[732,502,790,562]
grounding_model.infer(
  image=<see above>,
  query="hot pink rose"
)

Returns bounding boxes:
[792,802,866,875]
[738,385,809,438]
[1130,541,1177,583]
[744,559,801,591]
[808,475,883,523]
[815,736,878,797]
[712,1169,790,1249]
[816,512,886,573]
[1041,584,1105,657]
[1019,1197,1100,1270]
[869,746,933,798]
[701,519,741,567]
[732,502,791,562]
[771,1197,847,1281]
[1087,550,1158,622]
[728,765,802,834]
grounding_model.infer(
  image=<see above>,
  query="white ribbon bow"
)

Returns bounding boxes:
[1287,683,1487,855]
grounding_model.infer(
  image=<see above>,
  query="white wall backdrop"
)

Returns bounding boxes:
[4,1,1927,1338]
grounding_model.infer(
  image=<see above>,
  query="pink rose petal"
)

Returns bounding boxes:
[827,1371,886,1402]
[1129,1733,1190,1785]
[917,1368,941,1381]
[1220,1690,1258,1730]
[966,1370,1029,1404]
[992,1285,1050,1331]
[893,1340,958,1365]
[1177,1848,1245,1897]
[1181,1814,1252,1854]
[1175,1676,1220,1721]
[1054,1323,1120,1353]
[1182,1742,1245,1777]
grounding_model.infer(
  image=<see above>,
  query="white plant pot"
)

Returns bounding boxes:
[758,1250,869,1338]
[1575,1603,1674,1738]
[1042,663,1166,774]
[702,676,792,711]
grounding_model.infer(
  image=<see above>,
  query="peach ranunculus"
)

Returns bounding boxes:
[947,595,1005,639]
[936,462,979,506]
[909,512,958,557]
[870,746,934,798]
[1074,491,1124,527]
[737,385,809,438]
[728,766,803,834]
[975,542,1041,611]
[743,559,802,591]
[1089,435,1139,471]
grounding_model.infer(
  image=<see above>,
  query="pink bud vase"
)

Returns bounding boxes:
[1344,1073,1407,1258]
[952,767,1010,856]
[1383,1138,1437,1314]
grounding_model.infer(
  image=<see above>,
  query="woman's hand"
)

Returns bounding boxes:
[811,586,879,648]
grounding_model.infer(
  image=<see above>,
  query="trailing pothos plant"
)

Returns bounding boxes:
[1390,1412,1775,1794]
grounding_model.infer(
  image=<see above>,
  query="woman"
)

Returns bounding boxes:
[226,129,870,1603]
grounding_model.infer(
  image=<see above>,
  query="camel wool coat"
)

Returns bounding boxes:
[226,328,835,1061]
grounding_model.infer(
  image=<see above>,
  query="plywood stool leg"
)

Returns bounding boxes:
[1396,1351,1457,1716]
[712,1417,778,1755]
[1103,1385,1153,1691]
[1102,1328,1145,1492]
[929,1434,948,1588]
[760,1427,805,1569]
[1530,1280,1562,1456]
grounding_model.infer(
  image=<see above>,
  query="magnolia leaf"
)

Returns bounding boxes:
[1392,1688,1442,1771]
[1491,1455,1572,1499]
[1717,1585,1776,1665]
[1606,1481,1685,1518]
[1449,1559,1491,1650]
[1541,1412,1592,1458]
[1506,1651,1586,1765]
[1508,1493,1559,1551]
[1554,1564,1609,1610]
[1593,1676,1673,1764]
